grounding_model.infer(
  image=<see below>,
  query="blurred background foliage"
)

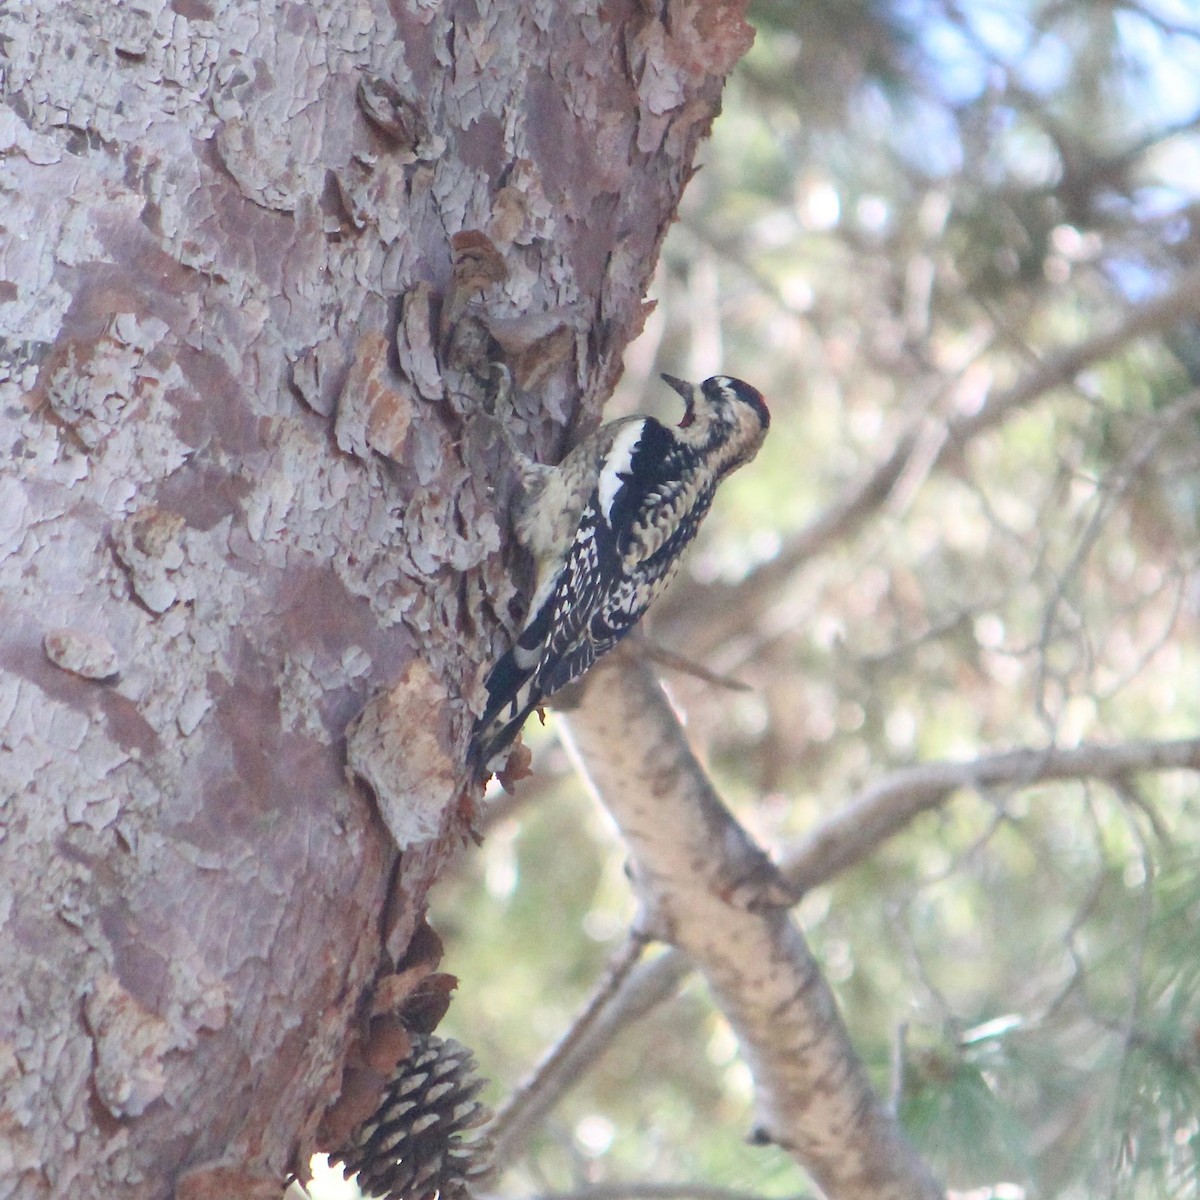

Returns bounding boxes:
[327,2,1200,1197]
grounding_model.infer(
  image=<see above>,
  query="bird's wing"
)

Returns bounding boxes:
[533,426,715,697]
[472,418,712,768]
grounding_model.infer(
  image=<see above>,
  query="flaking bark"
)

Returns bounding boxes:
[0,1,752,1195]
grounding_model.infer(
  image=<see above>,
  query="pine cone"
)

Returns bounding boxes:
[331,1033,493,1200]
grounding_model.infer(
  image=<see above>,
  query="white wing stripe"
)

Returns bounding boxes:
[597,421,645,523]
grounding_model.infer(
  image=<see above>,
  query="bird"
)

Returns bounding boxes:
[471,371,770,776]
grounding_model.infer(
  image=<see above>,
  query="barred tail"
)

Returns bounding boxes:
[469,640,544,777]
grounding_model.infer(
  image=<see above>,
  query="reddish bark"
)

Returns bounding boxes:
[0,0,751,1195]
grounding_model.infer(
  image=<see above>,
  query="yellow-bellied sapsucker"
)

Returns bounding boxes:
[471,372,770,775]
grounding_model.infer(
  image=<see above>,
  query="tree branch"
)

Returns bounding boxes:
[506,724,1200,1177]
[508,1184,814,1200]
[559,656,945,1200]
[485,933,651,1174]
[780,736,1200,893]
[661,264,1200,650]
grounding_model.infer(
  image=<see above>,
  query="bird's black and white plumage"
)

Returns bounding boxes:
[471,373,770,775]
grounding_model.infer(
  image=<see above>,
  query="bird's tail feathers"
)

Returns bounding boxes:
[470,639,545,777]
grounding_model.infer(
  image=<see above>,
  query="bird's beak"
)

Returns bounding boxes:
[660,373,696,427]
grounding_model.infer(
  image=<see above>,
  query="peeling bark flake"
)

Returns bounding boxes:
[335,331,416,462]
[43,628,121,681]
[112,507,187,613]
[346,660,462,851]
[357,73,436,157]
[84,973,173,1119]
[291,337,350,418]
[395,283,444,402]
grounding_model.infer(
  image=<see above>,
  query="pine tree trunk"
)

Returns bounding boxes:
[0,2,751,1195]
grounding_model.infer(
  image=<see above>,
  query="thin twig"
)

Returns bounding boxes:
[783,737,1200,895]
[661,265,1200,651]
[491,734,1200,1155]
[484,932,650,1175]
[889,1022,908,1115]
[497,1185,814,1200]
[1033,391,1200,732]
[640,640,752,692]
[1097,798,1157,1200]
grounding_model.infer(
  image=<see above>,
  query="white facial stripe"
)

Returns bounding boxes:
[597,421,645,522]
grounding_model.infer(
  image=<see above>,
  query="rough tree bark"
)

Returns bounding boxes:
[0,2,752,1196]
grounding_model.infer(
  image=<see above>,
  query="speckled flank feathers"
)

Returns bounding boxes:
[472,374,769,775]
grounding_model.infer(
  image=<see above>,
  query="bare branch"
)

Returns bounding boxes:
[559,657,945,1200]
[489,947,695,1164]
[485,933,650,1175]
[640,639,753,692]
[506,1184,815,1200]
[507,730,1200,1162]
[783,736,1200,895]
[661,265,1200,651]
